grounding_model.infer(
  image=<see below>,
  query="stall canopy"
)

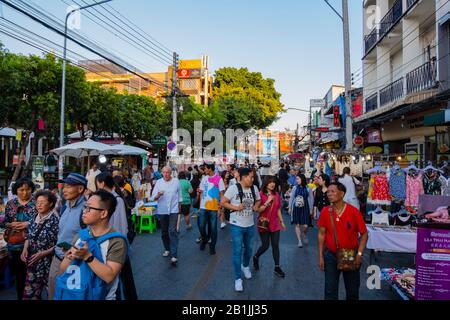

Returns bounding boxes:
[112,144,149,156]
[50,139,122,158]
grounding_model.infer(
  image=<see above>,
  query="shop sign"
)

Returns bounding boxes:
[416,226,450,300]
[310,99,326,108]
[366,128,383,144]
[32,156,45,190]
[363,146,383,154]
[150,135,167,146]
[333,105,340,127]
[353,136,363,146]
[178,68,201,79]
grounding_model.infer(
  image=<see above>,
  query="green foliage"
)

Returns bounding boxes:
[212,67,284,129]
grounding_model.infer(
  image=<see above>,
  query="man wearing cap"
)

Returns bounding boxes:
[47,173,87,299]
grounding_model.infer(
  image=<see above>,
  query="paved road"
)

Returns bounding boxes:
[0,212,415,300]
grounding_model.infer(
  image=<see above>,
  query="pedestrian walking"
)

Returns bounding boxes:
[313,174,331,220]
[221,168,261,292]
[288,173,314,248]
[151,166,182,266]
[317,182,368,300]
[338,167,360,210]
[179,171,193,230]
[253,176,287,278]
[2,178,37,300]
[198,163,225,255]
[21,190,59,300]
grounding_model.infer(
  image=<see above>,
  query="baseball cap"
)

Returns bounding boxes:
[59,173,88,187]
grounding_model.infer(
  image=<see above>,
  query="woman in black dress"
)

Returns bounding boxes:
[313,174,330,220]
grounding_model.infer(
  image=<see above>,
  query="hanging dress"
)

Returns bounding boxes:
[423,171,442,195]
[439,175,450,196]
[405,172,424,208]
[389,169,406,201]
[369,174,391,205]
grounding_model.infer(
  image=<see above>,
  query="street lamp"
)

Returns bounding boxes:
[58,0,113,181]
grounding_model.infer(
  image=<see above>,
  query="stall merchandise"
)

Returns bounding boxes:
[367,225,417,254]
[389,166,406,201]
[381,268,415,300]
[405,171,424,208]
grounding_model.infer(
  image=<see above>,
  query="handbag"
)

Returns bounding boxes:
[257,194,274,233]
[329,207,358,272]
[4,228,26,245]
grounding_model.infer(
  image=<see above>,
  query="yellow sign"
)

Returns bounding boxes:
[16,129,22,141]
[363,146,383,154]
[406,151,418,161]
[179,59,201,69]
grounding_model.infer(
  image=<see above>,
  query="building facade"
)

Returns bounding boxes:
[358,0,450,163]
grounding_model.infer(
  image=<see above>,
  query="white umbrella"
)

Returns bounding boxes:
[50,139,122,158]
[112,144,149,156]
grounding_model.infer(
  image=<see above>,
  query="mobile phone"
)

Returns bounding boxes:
[57,242,72,250]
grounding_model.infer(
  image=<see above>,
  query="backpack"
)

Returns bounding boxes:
[235,183,257,206]
[54,228,129,300]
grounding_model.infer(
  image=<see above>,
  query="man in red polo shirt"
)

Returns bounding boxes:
[318,182,368,300]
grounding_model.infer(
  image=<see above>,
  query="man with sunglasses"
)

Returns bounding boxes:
[48,173,87,300]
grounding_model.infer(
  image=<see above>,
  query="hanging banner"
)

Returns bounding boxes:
[32,156,45,190]
[416,225,450,300]
[16,129,22,141]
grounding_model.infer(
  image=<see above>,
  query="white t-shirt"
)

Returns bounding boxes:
[86,168,101,192]
[151,178,182,214]
[200,175,225,211]
[224,184,261,228]
[338,175,358,201]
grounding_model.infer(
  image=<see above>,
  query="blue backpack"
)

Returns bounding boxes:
[54,228,129,300]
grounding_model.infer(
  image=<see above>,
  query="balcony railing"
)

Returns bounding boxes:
[380,77,404,107]
[407,0,419,10]
[365,92,378,113]
[379,0,403,39]
[406,59,437,95]
[364,28,378,55]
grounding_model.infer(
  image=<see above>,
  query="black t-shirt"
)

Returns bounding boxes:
[278,168,289,182]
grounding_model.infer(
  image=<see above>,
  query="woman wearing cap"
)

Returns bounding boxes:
[1,178,37,300]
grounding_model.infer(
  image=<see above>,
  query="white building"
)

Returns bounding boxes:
[358,0,450,162]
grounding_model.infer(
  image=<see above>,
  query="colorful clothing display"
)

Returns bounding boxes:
[368,174,391,205]
[381,268,415,300]
[439,176,450,196]
[422,172,442,195]
[389,169,406,201]
[405,173,424,208]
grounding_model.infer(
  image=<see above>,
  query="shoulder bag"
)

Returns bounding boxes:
[329,207,358,272]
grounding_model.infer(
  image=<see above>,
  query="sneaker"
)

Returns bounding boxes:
[208,239,212,244]
[220,222,227,229]
[253,256,260,271]
[234,279,243,292]
[303,236,309,245]
[210,247,216,255]
[186,224,192,230]
[274,267,285,278]
[298,240,303,248]
[196,237,202,243]
[163,250,170,257]
[241,265,252,279]
[170,257,178,266]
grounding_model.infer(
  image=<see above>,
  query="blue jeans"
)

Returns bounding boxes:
[199,209,217,248]
[230,224,254,280]
[324,250,360,300]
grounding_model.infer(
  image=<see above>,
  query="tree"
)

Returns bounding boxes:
[212,67,285,129]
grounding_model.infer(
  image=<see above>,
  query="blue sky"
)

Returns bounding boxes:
[0,0,363,131]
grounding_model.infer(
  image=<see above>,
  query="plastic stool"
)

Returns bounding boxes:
[139,215,156,234]
[131,214,140,232]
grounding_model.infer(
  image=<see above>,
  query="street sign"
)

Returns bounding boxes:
[353,136,363,146]
[310,99,326,108]
[150,135,167,146]
[167,141,176,151]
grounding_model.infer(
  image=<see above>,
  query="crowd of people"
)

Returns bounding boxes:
[0,157,368,300]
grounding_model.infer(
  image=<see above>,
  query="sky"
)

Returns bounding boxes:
[0,0,364,131]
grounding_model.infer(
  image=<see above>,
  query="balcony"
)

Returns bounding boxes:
[379,0,403,39]
[406,59,437,95]
[364,28,378,56]
[365,92,378,113]
[407,0,419,10]
[380,77,404,107]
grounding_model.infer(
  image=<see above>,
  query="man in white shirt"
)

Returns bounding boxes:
[85,162,101,194]
[151,166,182,266]
[338,167,360,210]
[221,168,262,292]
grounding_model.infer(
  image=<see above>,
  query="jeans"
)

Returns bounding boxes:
[9,250,26,300]
[230,224,254,280]
[158,213,179,258]
[324,250,360,300]
[254,231,280,266]
[199,209,217,248]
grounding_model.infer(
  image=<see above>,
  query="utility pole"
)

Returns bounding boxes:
[342,0,353,152]
[172,52,179,143]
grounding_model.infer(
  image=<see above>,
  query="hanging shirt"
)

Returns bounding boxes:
[389,169,406,201]
[439,176,450,196]
[423,172,442,195]
[405,172,424,208]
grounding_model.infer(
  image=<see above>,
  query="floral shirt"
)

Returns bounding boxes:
[3,198,36,250]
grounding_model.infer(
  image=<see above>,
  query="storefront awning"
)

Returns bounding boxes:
[424,109,450,126]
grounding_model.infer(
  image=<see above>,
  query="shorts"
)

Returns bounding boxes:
[180,204,191,216]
